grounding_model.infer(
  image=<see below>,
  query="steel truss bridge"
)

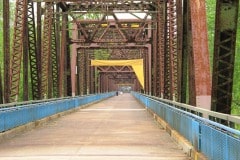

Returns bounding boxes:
[1,0,239,114]
[0,1,240,159]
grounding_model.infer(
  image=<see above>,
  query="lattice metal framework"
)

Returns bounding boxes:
[27,1,41,100]
[158,1,166,98]
[40,2,54,99]
[212,0,239,114]
[3,0,238,116]
[164,0,178,101]
[51,10,59,98]
[78,50,86,95]
[9,0,28,102]
[3,0,11,103]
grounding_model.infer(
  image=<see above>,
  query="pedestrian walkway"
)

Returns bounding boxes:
[0,93,190,160]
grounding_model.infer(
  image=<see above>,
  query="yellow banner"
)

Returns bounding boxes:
[91,59,144,89]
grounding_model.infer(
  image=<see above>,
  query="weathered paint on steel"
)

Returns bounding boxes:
[211,0,239,114]
[3,0,10,103]
[190,0,211,109]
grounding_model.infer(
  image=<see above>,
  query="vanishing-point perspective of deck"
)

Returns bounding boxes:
[1,0,240,160]
[0,94,191,160]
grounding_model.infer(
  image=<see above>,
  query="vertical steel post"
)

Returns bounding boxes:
[152,8,158,96]
[71,24,78,97]
[85,52,90,94]
[51,7,59,98]
[77,49,81,95]
[78,49,85,95]
[59,13,67,97]
[176,0,183,102]
[9,0,28,102]
[23,19,29,101]
[89,53,95,94]
[158,1,166,98]
[36,2,42,99]
[28,1,41,100]
[143,49,148,93]
[40,2,53,99]
[185,0,195,105]
[66,29,72,96]
[169,0,178,101]
[0,66,3,104]
[189,0,211,109]
[180,0,189,103]
[164,1,178,101]
[212,0,239,114]
[3,0,10,103]
[55,4,61,97]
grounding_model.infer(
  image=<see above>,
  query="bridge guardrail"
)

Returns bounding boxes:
[146,94,240,128]
[0,92,115,133]
[132,92,240,160]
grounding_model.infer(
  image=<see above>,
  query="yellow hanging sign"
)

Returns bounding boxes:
[91,59,144,89]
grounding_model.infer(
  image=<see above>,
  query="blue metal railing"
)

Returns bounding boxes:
[132,92,240,160]
[0,92,115,133]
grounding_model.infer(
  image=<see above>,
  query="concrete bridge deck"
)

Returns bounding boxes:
[0,93,190,160]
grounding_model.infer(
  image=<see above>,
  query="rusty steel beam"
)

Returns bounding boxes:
[99,73,103,93]
[67,3,156,12]
[176,0,183,102]
[97,66,134,73]
[9,0,28,102]
[180,0,188,104]
[152,10,157,96]
[169,0,178,101]
[78,50,86,95]
[152,1,159,97]
[77,49,81,95]
[36,2,42,96]
[0,66,3,104]
[85,51,90,94]
[73,43,149,49]
[69,14,152,43]
[163,1,170,100]
[40,2,54,99]
[55,4,61,96]
[51,10,59,98]
[143,48,149,94]
[66,37,72,96]
[187,1,195,106]
[59,13,67,97]
[90,66,95,94]
[28,1,41,100]
[32,0,158,8]
[89,53,95,94]
[158,1,166,98]
[23,18,29,101]
[3,0,10,103]
[211,0,239,114]
[96,67,99,93]
[70,19,154,24]
[164,1,178,101]
[71,24,78,97]
[189,0,211,109]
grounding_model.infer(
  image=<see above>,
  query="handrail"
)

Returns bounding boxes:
[146,94,240,128]
[132,92,240,160]
[0,92,115,132]
[0,94,96,109]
